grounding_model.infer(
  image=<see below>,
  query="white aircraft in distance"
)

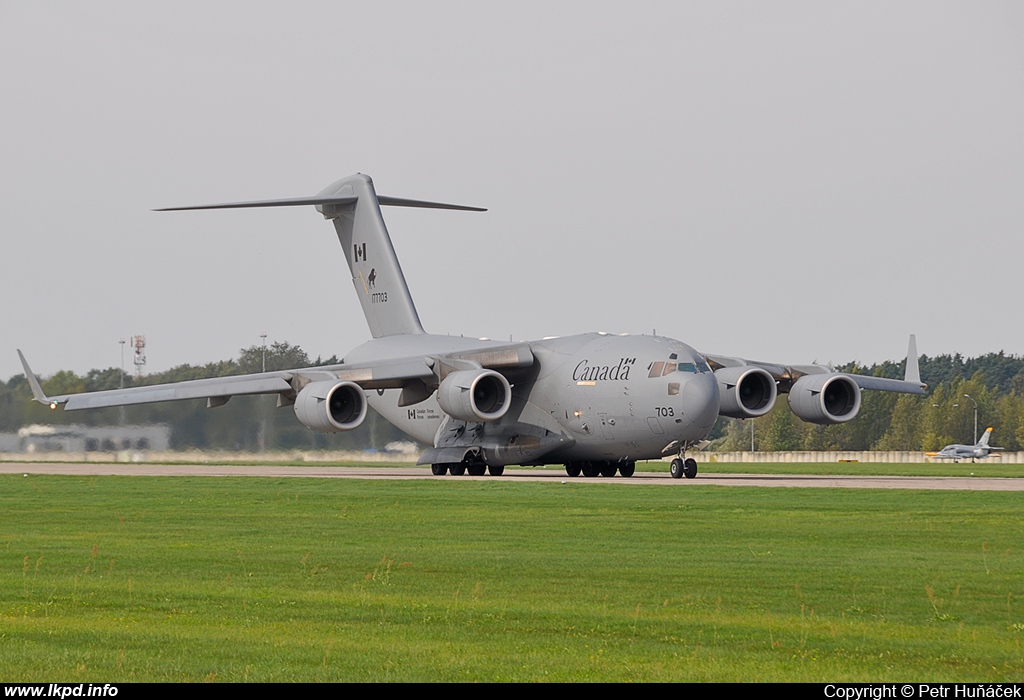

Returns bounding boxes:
[925,428,1004,462]
[18,174,927,479]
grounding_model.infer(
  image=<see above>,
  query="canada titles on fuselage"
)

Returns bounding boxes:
[571,357,637,383]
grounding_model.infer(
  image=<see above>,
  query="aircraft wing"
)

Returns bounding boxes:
[705,335,927,395]
[17,343,533,412]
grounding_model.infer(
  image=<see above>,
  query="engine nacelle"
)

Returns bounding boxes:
[787,374,861,425]
[293,380,367,433]
[436,369,511,422]
[715,366,777,419]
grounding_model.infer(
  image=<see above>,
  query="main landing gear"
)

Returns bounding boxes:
[431,459,505,477]
[563,460,636,478]
[670,457,698,479]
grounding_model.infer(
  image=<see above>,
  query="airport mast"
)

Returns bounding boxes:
[131,336,146,379]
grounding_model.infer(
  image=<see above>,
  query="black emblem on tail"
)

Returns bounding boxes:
[367,268,377,288]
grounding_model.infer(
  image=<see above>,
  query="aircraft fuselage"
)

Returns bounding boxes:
[344,331,720,464]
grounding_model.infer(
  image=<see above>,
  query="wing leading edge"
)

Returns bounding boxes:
[705,334,927,396]
[16,343,533,412]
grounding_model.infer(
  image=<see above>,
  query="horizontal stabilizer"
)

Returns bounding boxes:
[155,196,358,211]
[156,195,485,213]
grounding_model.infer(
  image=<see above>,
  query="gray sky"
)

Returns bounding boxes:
[2,1,1022,381]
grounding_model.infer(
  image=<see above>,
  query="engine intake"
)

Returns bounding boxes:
[293,380,367,432]
[788,374,861,424]
[437,369,511,422]
[715,366,777,419]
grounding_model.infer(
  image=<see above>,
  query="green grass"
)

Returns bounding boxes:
[689,460,1024,478]
[2,475,1023,681]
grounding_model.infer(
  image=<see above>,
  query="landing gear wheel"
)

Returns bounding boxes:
[430,464,448,476]
[450,463,467,476]
[487,464,504,476]
[670,458,684,479]
[581,461,599,478]
[683,458,698,479]
[565,462,581,478]
[467,462,486,476]
[619,461,635,478]
[599,462,617,477]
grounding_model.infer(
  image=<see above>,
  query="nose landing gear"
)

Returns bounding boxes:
[670,457,698,479]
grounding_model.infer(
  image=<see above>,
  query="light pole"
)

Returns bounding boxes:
[963,394,978,445]
[119,338,126,388]
[119,338,126,426]
[258,331,268,453]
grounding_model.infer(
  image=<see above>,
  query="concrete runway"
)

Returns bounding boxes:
[2,462,1022,491]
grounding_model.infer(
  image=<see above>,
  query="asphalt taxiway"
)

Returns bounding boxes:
[1,463,1021,491]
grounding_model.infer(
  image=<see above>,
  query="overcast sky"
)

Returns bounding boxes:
[2,2,1022,381]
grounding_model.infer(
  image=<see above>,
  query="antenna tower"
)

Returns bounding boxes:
[131,335,147,379]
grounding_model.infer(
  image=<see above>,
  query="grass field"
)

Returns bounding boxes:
[2,474,1023,682]
[691,461,1024,478]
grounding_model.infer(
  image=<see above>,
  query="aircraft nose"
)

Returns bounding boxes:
[681,372,720,432]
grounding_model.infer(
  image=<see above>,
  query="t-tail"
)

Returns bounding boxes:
[157,173,485,338]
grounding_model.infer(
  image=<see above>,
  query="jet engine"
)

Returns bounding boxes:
[436,369,512,422]
[787,374,861,424]
[715,366,777,419]
[293,380,367,432]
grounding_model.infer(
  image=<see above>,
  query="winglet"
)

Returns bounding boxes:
[17,350,59,409]
[904,335,922,386]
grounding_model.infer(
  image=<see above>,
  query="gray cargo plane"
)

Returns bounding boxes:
[18,174,927,479]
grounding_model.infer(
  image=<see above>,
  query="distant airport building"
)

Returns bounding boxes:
[0,424,171,453]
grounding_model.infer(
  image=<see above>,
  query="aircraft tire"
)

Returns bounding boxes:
[670,458,684,479]
[581,461,599,478]
[565,462,582,477]
[599,462,617,477]
[450,463,467,476]
[488,464,504,476]
[619,461,635,478]
[467,463,486,476]
[683,458,698,479]
[430,464,448,476]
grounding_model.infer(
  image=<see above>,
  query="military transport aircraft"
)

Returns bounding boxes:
[18,174,927,479]
[925,428,1003,462]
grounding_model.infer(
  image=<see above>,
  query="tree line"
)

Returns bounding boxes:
[710,352,1024,452]
[0,342,409,452]
[3,344,1024,453]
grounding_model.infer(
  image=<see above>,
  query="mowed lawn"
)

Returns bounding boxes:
[1,475,1022,682]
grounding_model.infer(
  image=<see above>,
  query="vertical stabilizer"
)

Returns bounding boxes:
[156,173,483,338]
[318,174,425,338]
[978,427,993,447]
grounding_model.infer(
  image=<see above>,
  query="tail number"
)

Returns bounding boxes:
[655,406,675,417]
[371,292,388,304]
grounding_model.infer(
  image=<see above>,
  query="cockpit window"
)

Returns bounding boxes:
[650,357,708,377]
